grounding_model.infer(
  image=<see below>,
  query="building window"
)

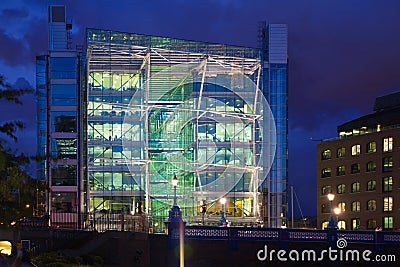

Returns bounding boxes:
[51,192,77,213]
[337,184,345,194]
[351,144,361,156]
[367,200,376,211]
[321,168,331,178]
[322,149,331,160]
[367,141,376,153]
[367,180,376,191]
[383,196,393,212]
[366,161,376,172]
[337,221,346,230]
[50,57,77,79]
[352,218,360,230]
[321,185,332,195]
[383,176,393,192]
[382,157,393,172]
[337,165,345,176]
[351,201,361,212]
[367,219,377,230]
[338,202,346,212]
[351,163,360,174]
[51,111,77,132]
[351,182,360,193]
[321,204,330,213]
[383,217,393,230]
[51,165,77,186]
[383,137,393,152]
[51,138,77,159]
[337,147,345,158]
[51,84,77,106]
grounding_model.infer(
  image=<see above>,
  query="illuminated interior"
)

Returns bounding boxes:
[85,29,273,226]
[0,241,12,255]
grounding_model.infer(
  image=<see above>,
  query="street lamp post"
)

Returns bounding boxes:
[327,193,335,228]
[218,197,227,227]
[172,174,178,207]
[334,207,341,229]
[167,174,185,267]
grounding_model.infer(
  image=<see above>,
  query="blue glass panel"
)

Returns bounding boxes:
[51,111,76,132]
[51,84,77,106]
[50,57,77,79]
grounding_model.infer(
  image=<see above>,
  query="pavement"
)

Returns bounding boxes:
[0,255,33,267]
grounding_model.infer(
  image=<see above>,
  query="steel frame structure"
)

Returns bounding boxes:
[85,29,272,227]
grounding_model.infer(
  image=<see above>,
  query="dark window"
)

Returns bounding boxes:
[351,163,360,174]
[367,180,376,191]
[51,192,77,213]
[367,219,377,230]
[321,204,330,213]
[52,165,77,186]
[337,165,345,176]
[366,161,376,172]
[51,111,76,132]
[383,157,393,172]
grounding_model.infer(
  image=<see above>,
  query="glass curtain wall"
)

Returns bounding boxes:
[48,54,80,227]
[86,29,272,228]
[260,23,288,228]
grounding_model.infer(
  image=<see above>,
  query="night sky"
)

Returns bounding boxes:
[1,0,400,218]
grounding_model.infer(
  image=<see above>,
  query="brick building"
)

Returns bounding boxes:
[317,92,400,230]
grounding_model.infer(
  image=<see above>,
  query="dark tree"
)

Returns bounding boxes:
[0,75,37,225]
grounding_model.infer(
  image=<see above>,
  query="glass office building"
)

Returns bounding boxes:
[37,6,288,229]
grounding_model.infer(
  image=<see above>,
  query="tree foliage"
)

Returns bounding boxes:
[0,75,38,225]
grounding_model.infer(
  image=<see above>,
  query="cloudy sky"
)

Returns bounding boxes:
[1,0,400,217]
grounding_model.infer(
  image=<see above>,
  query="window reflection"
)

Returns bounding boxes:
[50,57,76,79]
[51,192,77,212]
[52,165,77,186]
[51,111,76,132]
[51,84,77,106]
[51,138,77,159]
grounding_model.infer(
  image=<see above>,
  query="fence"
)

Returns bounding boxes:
[18,213,148,233]
[185,226,400,244]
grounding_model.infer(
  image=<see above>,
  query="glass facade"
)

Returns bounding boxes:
[85,27,286,227]
[36,55,47,182]
[36,48,81,227]
[38,12,288,228]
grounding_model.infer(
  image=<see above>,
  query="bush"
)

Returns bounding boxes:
[33,252,104,267]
